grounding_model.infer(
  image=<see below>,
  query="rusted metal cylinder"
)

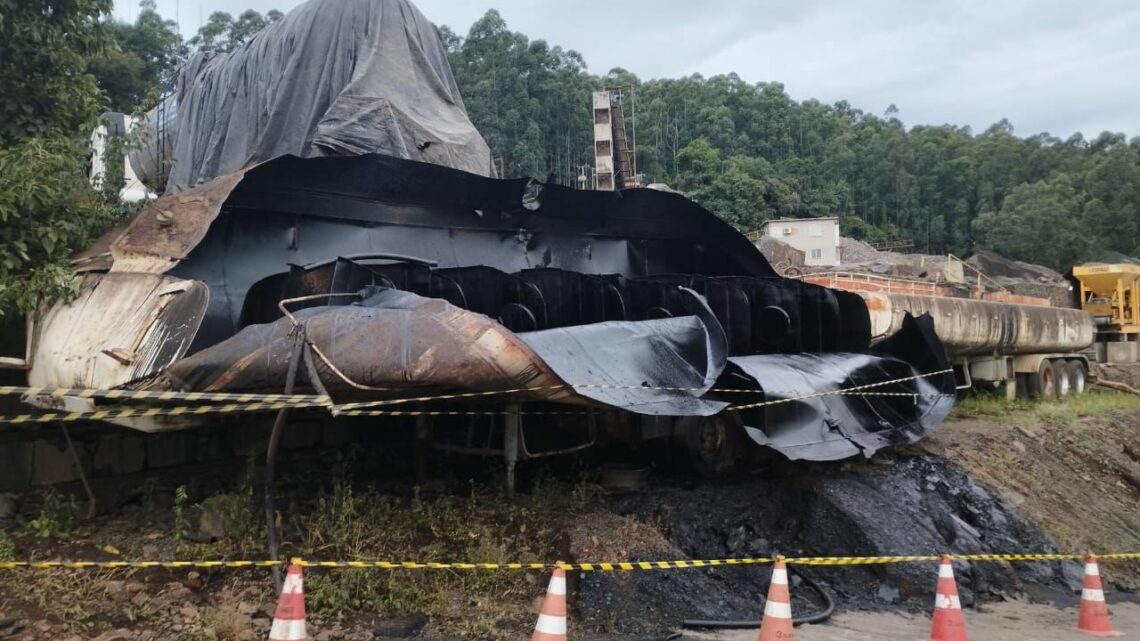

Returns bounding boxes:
[863,292,1095,356]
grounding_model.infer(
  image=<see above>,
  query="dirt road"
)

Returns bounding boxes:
[694,600,1140,641]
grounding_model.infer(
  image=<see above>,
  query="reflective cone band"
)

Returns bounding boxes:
[532,563,568,641]
[757,558,794,641]
[1077,554,1123,637]
[928,556,968,641]
[268,564,307,641]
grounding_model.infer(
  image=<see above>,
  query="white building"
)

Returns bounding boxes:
[757,217,840,266]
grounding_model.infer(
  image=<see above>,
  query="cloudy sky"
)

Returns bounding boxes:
[114,0,1140,139]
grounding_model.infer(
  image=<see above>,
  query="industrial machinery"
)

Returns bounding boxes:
[1073,262,1140,363]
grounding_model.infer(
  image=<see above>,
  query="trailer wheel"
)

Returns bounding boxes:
[1055,360,1071,398]
[678,415,743,477]
[1035,360,1060,400]
[1067,360,1088,395]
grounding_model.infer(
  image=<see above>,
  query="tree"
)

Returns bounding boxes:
[189,9,284,53]
[972,175,1089,270]
[434,12,1140,267]
[88,0,183,111]
[0,0,112,144]
[0,0,134,316]
[449,10,598,182]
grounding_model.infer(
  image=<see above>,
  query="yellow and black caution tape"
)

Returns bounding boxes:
[333,368,956,412]
[0,386,331,405]
[0,367,954,425]
[0,399,328,425]
[0,560,282,569]
[290,558,776,570]
[3,551,1138,571]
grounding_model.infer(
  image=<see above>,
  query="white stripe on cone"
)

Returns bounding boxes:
[268,618,307,641]
[534,613,567,635]
[938,564,955,578]
[1082,588,1106,603]
[771,568,788,585]
[547,576,567,596]
[1086,563,1100,576]
[764,600,793,618]
[282,573,302,593]
[935,594,962,610]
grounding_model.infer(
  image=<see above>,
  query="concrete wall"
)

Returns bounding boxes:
[762,218,839,266]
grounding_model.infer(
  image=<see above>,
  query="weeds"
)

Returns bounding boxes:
[26,569,109,627]
[292,477,600,637]
[173,484,193,543]
[951,389,1140,424]
[0,529,14,560]
[26,487,79,538]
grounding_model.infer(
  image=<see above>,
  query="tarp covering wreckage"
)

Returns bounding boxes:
[28,154,954,462]
[127,0,492,194]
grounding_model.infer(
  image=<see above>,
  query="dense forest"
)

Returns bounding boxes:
[1,1,1138,318]
[441,11,1140,270]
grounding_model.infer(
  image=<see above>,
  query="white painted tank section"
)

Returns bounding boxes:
[863,292,1095,357]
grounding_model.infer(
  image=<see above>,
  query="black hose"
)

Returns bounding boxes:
[265,326,306,593]
[681,566,836,629]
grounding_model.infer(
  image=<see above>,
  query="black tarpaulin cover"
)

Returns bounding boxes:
[162,0,490,193]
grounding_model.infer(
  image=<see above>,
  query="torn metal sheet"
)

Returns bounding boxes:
[726,314,955,460]
[27,273,207,390]
[517,287,728,416]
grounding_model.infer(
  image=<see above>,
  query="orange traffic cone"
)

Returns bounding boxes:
[757,558,794,641]
[928,556,968,641]
[268,563,307,641]
[1077,554,1123,637]
[532,562,568,641]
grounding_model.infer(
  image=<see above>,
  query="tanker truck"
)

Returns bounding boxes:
[839,285,1096,400]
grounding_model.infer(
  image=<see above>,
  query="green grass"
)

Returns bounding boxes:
[284,476,601,637]
[951,389,1140,425]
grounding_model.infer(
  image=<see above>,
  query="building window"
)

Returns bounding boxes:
[810,248,823,260]
[809,224,822,237]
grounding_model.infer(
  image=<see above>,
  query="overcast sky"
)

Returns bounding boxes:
[114,0,1140,139]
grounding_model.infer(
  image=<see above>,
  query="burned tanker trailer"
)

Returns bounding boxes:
[25,153,955,472]
[22,0,953,473]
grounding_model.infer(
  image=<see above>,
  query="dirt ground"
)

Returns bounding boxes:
[1,394,1139,640]
[923,400,1140,560]
[698,600,1140,641]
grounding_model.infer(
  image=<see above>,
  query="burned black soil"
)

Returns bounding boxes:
[568,452,1070,636]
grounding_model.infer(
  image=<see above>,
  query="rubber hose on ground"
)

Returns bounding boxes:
[680,566,836,629]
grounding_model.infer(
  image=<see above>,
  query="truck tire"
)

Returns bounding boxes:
[1035,360,1060,400]
[678,414,743,477]
[1067,360,1087,395]
[1055,360,1071,398]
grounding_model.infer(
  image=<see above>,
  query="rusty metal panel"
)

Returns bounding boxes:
[27,273,208,389]
[110,171,246,268]
[149,287,728,416]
